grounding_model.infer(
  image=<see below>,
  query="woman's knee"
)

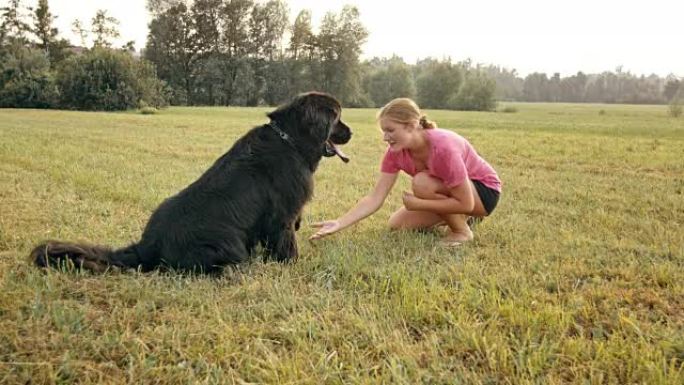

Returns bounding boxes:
[411,172,442,198]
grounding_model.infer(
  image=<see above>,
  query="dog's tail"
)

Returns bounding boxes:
[31,240,141,273]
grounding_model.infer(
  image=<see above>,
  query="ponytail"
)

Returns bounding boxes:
[419,115,437,129]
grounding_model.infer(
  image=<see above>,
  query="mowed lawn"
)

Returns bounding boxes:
[0,103,682,384]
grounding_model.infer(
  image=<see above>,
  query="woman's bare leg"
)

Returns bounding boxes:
[388,206,442,230]
[389,172,487,244]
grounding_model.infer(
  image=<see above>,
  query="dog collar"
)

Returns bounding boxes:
[268,121,296,148]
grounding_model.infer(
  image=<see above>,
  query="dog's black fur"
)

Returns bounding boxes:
[30,92,352,274]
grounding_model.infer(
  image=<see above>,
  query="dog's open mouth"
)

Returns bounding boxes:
[324,140,349,163]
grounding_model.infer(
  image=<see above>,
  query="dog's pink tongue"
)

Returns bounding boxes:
[332,143,349,163]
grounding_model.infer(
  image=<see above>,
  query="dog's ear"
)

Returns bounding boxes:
[302,93,340,141]
[268,92,341,143]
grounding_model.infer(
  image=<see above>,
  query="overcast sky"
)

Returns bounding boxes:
[40,0,684,77]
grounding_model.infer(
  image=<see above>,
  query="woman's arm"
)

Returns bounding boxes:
[310,172,398,239]
[338,172,398,228]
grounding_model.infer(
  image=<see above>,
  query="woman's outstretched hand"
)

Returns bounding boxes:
[309,220,342,240]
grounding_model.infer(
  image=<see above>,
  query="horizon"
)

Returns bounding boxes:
[35,0,684,78]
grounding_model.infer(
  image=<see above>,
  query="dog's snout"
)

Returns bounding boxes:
[331,121,352,145]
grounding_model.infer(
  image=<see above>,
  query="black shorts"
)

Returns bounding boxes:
[472,179,500,215]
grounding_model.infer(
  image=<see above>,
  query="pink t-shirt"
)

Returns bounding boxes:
[380,128,501,192]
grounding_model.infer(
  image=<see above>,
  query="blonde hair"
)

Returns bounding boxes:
[377,98,437,129]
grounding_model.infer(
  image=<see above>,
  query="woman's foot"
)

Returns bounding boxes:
[440,228,473,247]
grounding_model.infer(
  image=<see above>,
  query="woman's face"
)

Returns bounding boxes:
[380,118,417,152]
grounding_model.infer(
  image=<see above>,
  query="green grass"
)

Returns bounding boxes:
[0,103,683,384]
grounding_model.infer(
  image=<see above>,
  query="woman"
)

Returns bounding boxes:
[310,98,501,246]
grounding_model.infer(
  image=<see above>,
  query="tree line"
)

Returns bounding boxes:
[0,0,498,111]
[0,0,681,111]
[485,66,682,105]
[143,0,497,110]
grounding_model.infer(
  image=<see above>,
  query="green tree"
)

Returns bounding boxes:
[522,72,549,102]
[194,54,224,104]
[146,0,184,16]
[288,10,313,61]
[286,10,318,96]
[450,70,497,111]
[191,0,222,55]
[145,3,200,104]
[121,40,136,52]
[70,19,88,47]
[317,6,369,106]
[91,9,120,48]
[0,0,31,44]
[249,0,288,60]
[415,58,462,109]
[559,71,587,102]
[484,65,523,101]
[31,0,69,66]
[664,76,681,102]
[364,55,415,107]
[219,0,253,105]
[245,0,288,105]
[548,72,561,102]
[229,57,258,105]
[190,0,223,104]
[222,0,252,58]
[261,58,291,105]
[32,0,56,52]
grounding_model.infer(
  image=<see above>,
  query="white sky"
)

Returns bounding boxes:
[33,0,684,77]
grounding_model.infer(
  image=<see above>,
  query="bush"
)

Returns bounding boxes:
[0,47,58,108]
[140,107,158,115]
[56,48,168,111]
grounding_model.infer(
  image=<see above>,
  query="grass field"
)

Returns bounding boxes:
[0,103,683,384]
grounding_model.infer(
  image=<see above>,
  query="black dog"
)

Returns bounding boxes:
[31,92,352,274]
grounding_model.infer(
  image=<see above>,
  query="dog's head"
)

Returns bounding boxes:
[267,92,352,162]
